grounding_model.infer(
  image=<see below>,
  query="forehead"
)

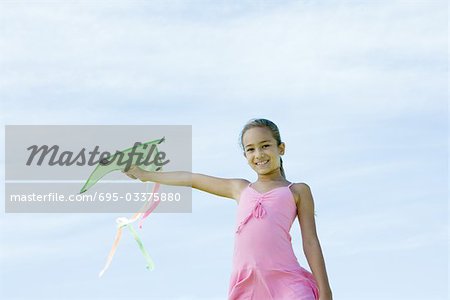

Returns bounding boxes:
[242,127,275,147]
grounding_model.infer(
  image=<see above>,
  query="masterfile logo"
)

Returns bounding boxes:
[25,140,169,170]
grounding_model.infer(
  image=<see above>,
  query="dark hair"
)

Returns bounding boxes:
[239,118,286,178]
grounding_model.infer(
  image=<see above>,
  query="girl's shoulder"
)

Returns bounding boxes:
[289,182,311,207]
[237,178,251,189]
[289,182,311,190]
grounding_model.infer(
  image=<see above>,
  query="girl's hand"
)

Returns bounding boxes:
[122,165,143,180]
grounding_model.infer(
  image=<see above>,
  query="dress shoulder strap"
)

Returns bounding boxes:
[287,182,294,188]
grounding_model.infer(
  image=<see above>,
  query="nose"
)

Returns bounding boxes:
[255,148,265,158]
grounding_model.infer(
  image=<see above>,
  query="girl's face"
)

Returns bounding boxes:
[242,127,285,176]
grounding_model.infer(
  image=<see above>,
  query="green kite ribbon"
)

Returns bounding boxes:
[127,222,155,270]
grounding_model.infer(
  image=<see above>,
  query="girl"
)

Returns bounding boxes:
[124,118,333,300]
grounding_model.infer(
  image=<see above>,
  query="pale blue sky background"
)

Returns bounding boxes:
[0,0,448,299]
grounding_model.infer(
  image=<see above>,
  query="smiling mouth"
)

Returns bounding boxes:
[255,160,269,166]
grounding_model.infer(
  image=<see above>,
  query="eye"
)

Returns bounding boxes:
[246,148,254,152]
[262,144,270,148]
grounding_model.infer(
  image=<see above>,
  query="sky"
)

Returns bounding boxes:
[0,0,448,299]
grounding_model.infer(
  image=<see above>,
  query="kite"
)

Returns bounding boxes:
[79,137,166,277]
[80,137,166,194]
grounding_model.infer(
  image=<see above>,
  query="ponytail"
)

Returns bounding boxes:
[280,157,286,178]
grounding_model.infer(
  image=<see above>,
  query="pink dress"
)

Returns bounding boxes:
[228,182,319,300]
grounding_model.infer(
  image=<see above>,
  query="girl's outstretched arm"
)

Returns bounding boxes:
[123,165,248,202]
[294,183,333,300]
